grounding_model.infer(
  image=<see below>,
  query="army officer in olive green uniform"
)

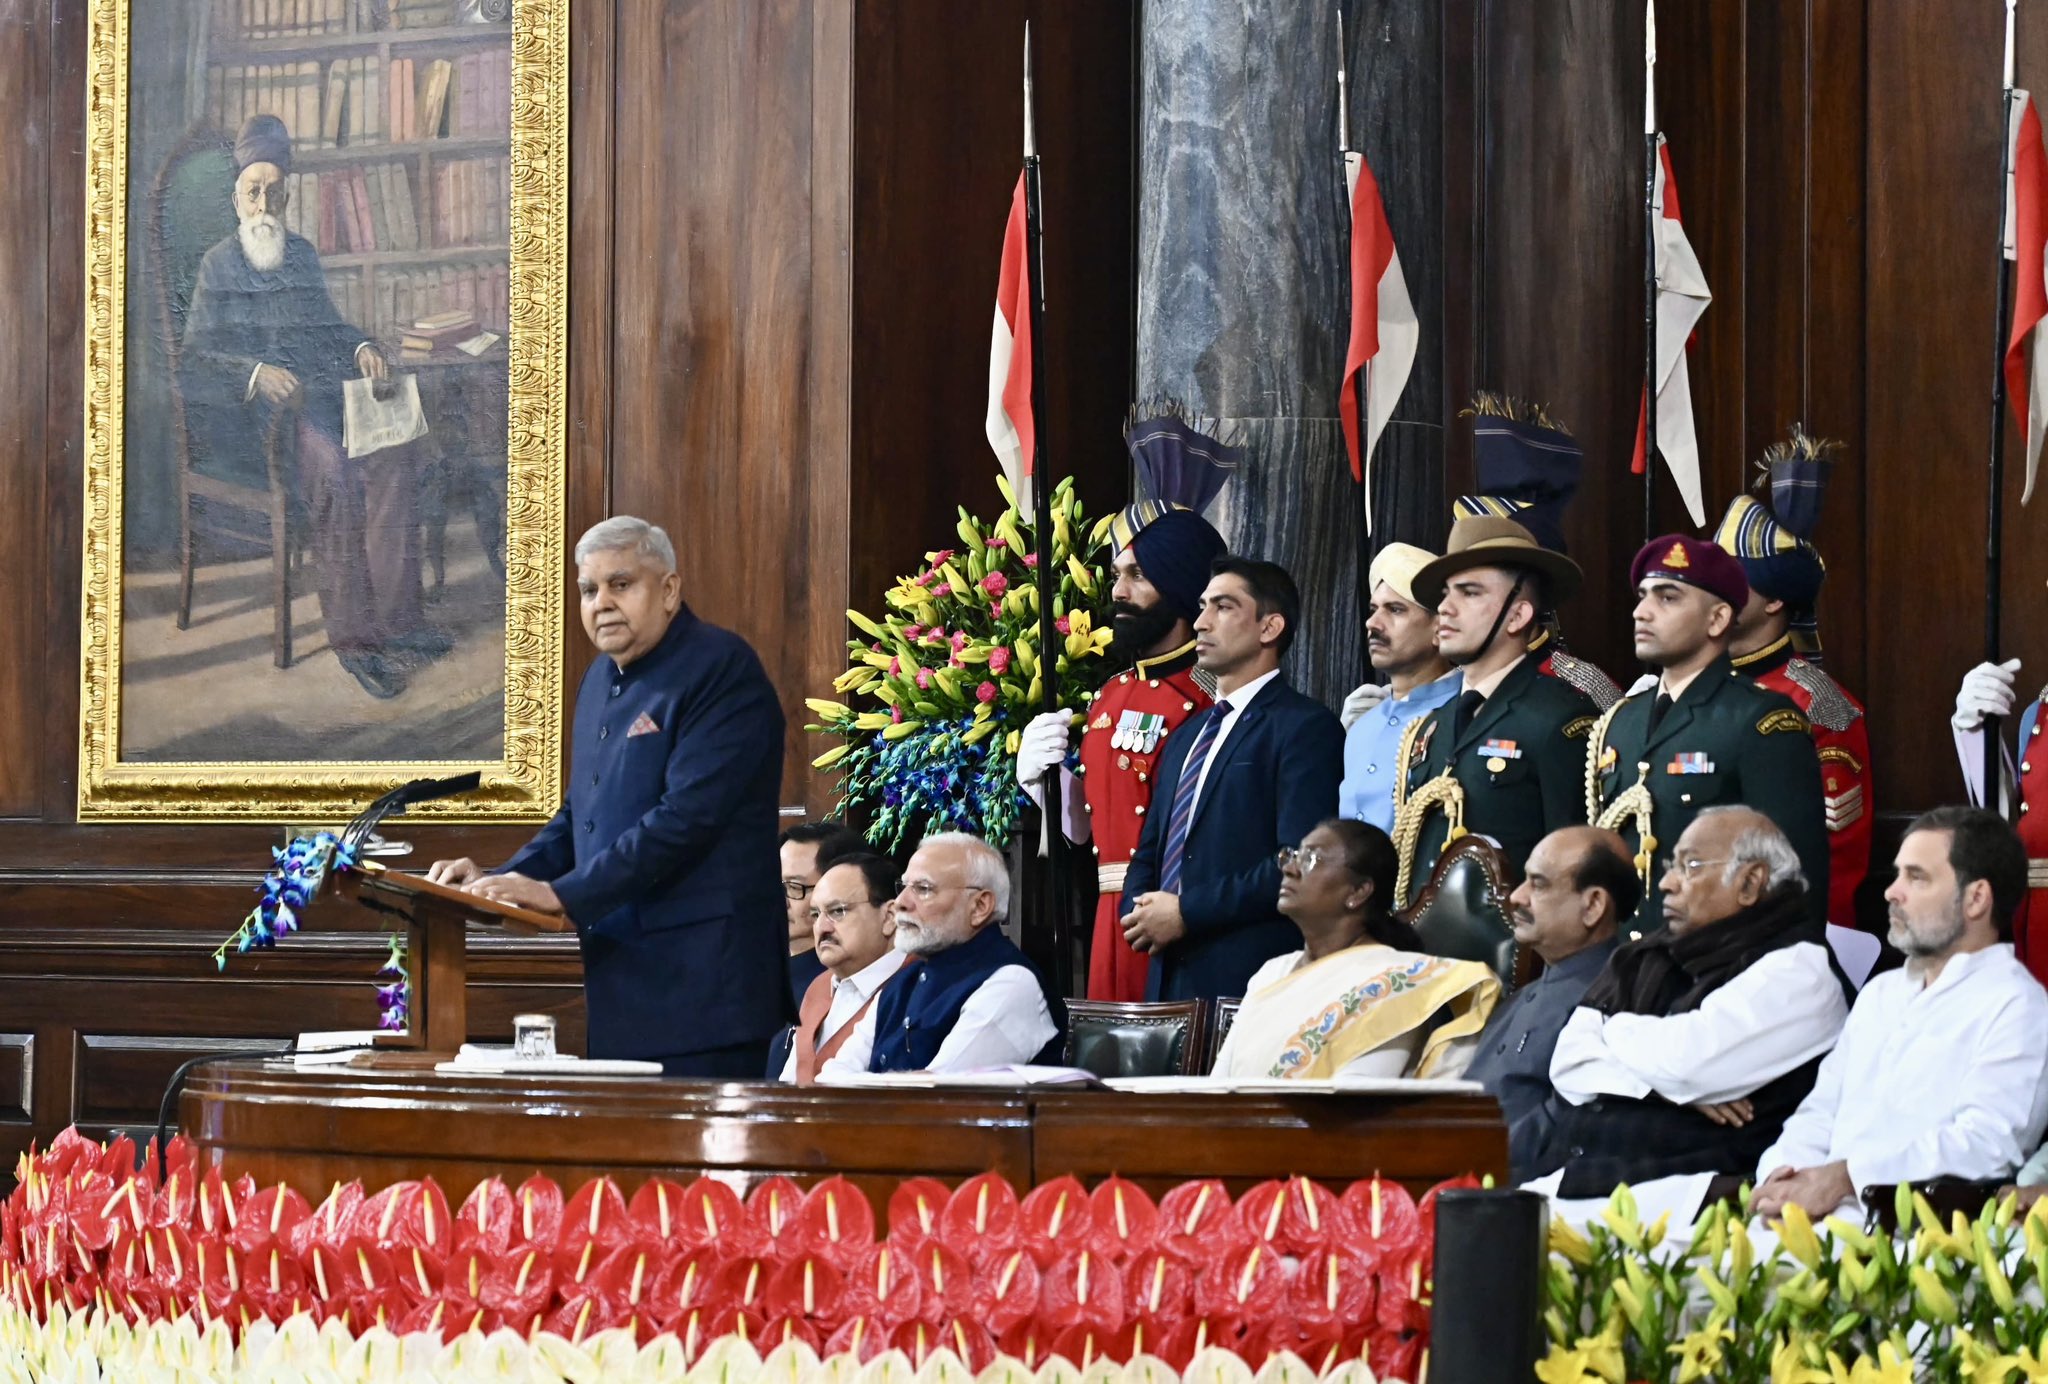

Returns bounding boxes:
[1392,517,1599,906]
[1587,534,1829,935]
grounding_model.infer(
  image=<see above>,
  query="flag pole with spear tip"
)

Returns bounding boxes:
[1022,23,1073,996]
[1337,4,1375,679]
[1642,0,1659,546]
[1985,0,2020,808]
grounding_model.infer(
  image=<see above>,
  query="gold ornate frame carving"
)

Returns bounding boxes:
[77,0,568,820]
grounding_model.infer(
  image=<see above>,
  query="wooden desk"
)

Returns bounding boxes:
[180,1061,1507,1208]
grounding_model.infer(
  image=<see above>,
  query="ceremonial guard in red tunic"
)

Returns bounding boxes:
[1455,394,1624,710]
[1953,658,2048,983]
[1017,412,1230,1001]
[1713,427,1873,928]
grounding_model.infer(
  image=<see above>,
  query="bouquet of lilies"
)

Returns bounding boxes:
[806,476,1118,851]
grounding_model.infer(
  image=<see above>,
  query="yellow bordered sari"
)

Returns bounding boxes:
[1224,945,1502,1080]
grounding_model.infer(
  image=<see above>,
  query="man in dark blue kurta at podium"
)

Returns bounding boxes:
[428,516,790,1075]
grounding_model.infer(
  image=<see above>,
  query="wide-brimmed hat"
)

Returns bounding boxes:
[1409,515,1584,610]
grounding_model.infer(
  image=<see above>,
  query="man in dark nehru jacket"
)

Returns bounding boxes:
[1393,515,1597,906]
[1586,534,1829,936]
[428,516,789,1075]
[181,114,431,700]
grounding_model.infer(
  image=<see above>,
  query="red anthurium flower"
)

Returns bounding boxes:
[295,1181,364,1257]
[676,1177,753,1254]
[1373,1252,1429,1336]
[1416,1174,1481,1273]
[745,1176,811,1262]
[544,1293,619,1345]
[1371,1330,1422,1384]
[349,1180,437,1254]
[886,1178,951,1248]
[112,1281,166,1327]
[1037,1248,1125,1334]
[1279,1326,1355,1377]
[302,1242,349,1306]
[648,1247,728,1325]
[1190,1242,1287,1326]
[480,1242,554,1324]
[242,1242,310,1320]
[674,1305,764,1362]
[795,1175,874,1270]
[1121,1249,1193,1327]
[1287,1246,1376,1329]
[1051,1323,1122,1370]
[232,1183,310,1258]
[1151,1315,1248,1372]
[626,1178,691,1252]
[436,1247,490,1309]
[452,1178,514,1257]
[596,1243,666,1317]
[910,1239,974,1325]
[711,1255,772,1317]
[937,1174,1019,1265]
[104,1228,150,1289]
[1155,1179,1245,1263]
[836,1242,923,1326]
[763,1253,843,1323]
[1085,1177,1159,1263]
[98,1135,139,1183]
[758,1314,824,1355]
[1339,1176,1421,1261]
[393,1243,444,1308]
[41,1128,97,1181]
[507,1174,564,1254]
[1018,1177,1092,1269]
[145,1224,196,1296]
[891,1316,995,1369]
[66,1173,135,1253]
[193,1238,245,1320]
[994,1318,1052,1371]
[822,1313,893,1363]
[965,1245,1041,1334]
[560,1178,629,1262]
[394,1297,467,1342]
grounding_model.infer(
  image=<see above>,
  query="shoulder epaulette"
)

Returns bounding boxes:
[1783,659,1862,733]
[1547,651,1623,711]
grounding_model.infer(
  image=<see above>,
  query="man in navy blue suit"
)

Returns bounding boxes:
[1119,558,1347,1002]
[427,516,790,1076]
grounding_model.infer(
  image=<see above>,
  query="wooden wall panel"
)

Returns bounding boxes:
[0,0,48,818]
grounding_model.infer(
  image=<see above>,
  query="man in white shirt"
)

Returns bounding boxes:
[1753,806,2048,1220]
[778,853,907,1084]
[818,833,1061,1079]
[1533,806,1850,1197]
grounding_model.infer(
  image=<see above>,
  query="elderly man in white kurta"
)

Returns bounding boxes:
[1751,806,2048,1222]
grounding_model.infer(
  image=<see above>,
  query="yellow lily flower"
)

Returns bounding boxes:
[881,721,922,741]
[1776,1203,1824,1269]
[1548,1218,1595,1268]
[812,744,852,770]
[804,698,852,722]
[1670,1322,1734,1384]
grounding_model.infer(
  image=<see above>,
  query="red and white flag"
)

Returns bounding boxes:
[1630,135,1712,526]
[2005,91,2048,502]
[985,172,1036,519]
[1339,150,1417,526]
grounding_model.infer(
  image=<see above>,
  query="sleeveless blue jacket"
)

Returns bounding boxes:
[869,925,1064,1072]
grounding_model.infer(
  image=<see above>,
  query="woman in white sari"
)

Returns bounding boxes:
[1211,818,1501,1080]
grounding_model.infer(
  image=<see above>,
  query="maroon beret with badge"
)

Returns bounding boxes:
[1629,533,1750,610]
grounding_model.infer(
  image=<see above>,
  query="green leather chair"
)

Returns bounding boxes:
[1063,999,1208,1078]
[1399,834,1524,997]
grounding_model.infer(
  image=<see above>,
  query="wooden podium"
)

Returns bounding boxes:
[333,864,573,1059]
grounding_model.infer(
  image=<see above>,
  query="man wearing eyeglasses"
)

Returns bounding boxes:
[1530,806,1850,1203]
[818,833,1064,1078]
[777,852,906,1084]
[778,821,865,1007]
[1585,534,1830,936]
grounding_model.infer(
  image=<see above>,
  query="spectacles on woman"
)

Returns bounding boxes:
[1275,846,1329,873]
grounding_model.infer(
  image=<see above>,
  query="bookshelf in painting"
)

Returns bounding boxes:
[194,0,513,348]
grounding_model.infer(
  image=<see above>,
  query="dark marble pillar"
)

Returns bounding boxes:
[1136,0,1445,705]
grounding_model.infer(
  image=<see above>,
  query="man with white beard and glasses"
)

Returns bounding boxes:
[1753,806,2048,1221]
[180,114,434,699]
[818,833,1065,1078]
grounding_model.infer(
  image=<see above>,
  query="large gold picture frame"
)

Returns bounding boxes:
[78,0,567,820]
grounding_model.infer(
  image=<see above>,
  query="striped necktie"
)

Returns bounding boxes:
[1158,706,1226,894]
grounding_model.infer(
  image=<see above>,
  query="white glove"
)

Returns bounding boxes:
[1339,682,1391,730]
[1016,710,1073,785]
[1625,672,1659,699]
[1953,658,2023,732]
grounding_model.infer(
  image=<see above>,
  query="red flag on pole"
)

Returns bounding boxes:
[985,173,1036,518]
[1629,136,1711,526]
[2005,92,2048,501]
[1338,151,1416,514]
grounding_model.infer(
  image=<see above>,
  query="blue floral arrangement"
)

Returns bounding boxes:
[212,831,412,1031]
